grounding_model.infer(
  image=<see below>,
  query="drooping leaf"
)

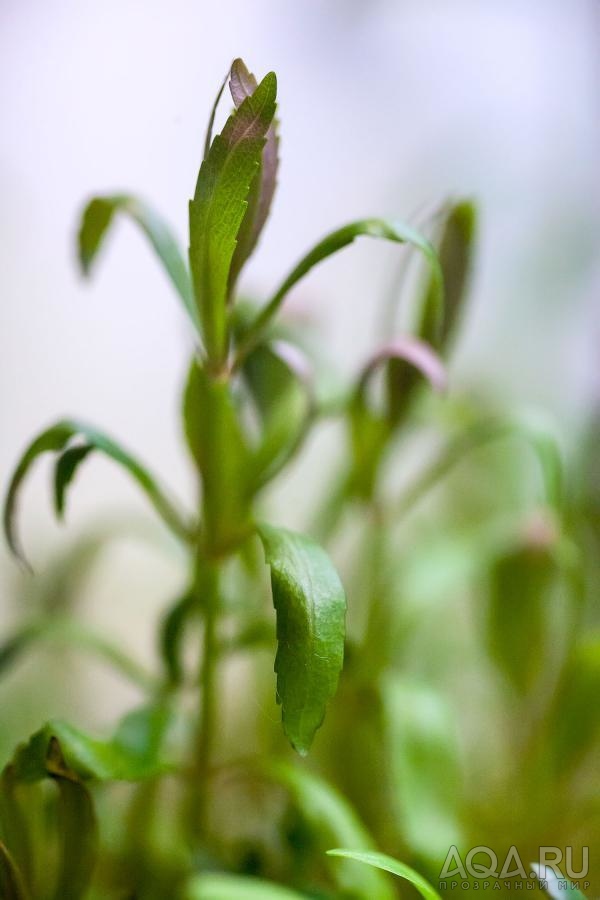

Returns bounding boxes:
[419,199,476,349]
[160,587,199,686]
[53,443,94,518]
[261,761,394,900]
[530,863,587,899]
[236,218,443,364]
[4,420,193,566]
[257,525,346,754]
[78,194,197,330]
[227,58,280,292]
[327,850,441,900]
[183,359,253,554]
[348,337,447,497]
[184,873,308,900]
[189,69,277,365]
[0,841,29,900]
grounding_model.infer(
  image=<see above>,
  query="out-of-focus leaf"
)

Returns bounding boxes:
[8,713,171,784]
[0,618,156,691]
[261,761,394,899]
[189,68,277,365]
[243,341,312,488]
[327,850,441,900]
[236,218,443,364]
[78,194,197,330]
[160,587,198,685]
[381,678,463,862]
[548,636,600,773]
[486,520,562,693]
[4,420,193,566]
[46,739,97,900]
[418,199,476,348]
[228,59,280,293]
[349,337,447,498]
[0,841,29,899]
[257,525,346,755]
[531,863,587,898]
[184,872,308,899]
[0,768,31,890]
[183,359,252,554]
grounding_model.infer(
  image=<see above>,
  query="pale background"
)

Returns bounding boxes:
[1,0,598,737]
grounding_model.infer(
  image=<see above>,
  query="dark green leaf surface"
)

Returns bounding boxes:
[237,218,443,363]
[189,70,277,365]
[257,525,346,755]
[4,420,192,566]
[78,194,197,329]
[327,850,441,899]
[0,841,29,900]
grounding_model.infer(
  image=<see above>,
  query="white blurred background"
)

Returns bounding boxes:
[1,0,598,737]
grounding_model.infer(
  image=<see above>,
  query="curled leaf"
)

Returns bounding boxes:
[257,524,346,755]
[78,195,196,330]
[3,420,193,566]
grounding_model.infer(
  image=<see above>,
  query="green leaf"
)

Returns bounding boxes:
[236,218,443,365]
[381,678,464,861]
[160,587,199,685]
[46,739,97,900]
[243,340,312,488]
[184,873,308,900]
[4,420,193,566]
[261,761,394,900]
[0,841,29,900]
[183,359,253,554]
[78,194,197,330]
[327,850,441,900]
[418,199,476,348]
[530,863,587,898]
[189,69,277,365]
[257,525,346,755]
[8,710,172,785]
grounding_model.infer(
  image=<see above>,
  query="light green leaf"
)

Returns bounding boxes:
[189,69,277,365]
[327,850,441,900]
[184,873,308,900]
[4,420,193,566]
[257,525,346,755]
[236,218,443,365]
[78,194,197,330]
[0,841,29,900]
[262,761,394,900]
[531,863,587,898]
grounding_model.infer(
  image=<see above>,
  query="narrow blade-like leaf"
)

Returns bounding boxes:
[327,850,441,900]
[78,195,197,330]
[185,873,308,900]
[257,525,346,755]
[236,218,443,364]
[4,420,193,566]
[189,70,277,365]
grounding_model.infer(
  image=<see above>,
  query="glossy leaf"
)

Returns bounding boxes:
[228,58,280,292]
[189,68,277,365]
[257,525,346,755]
[78,194,197,330]
[0,841,29,900]
[327,850,441,900]
[236,218,443,364]
[262,761,394,900]
[4,420,193,566]
[185,873,308,899]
